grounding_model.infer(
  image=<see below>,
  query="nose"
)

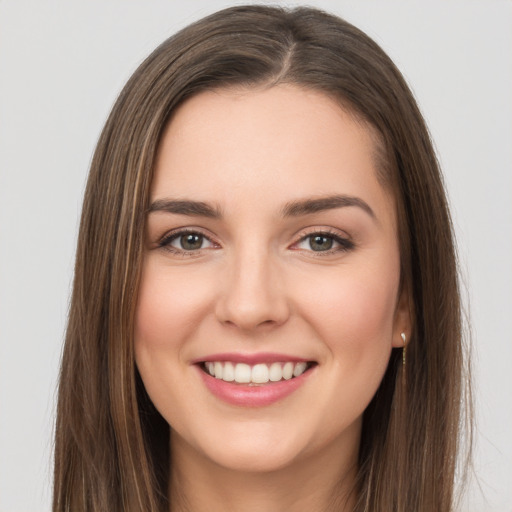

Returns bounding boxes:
[215,246,290,332]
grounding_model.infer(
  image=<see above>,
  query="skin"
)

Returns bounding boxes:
[135,85,409,512]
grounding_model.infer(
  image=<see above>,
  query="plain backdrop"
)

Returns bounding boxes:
[1,1,511,511]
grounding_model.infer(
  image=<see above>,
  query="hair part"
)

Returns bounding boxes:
[53,5,471,511]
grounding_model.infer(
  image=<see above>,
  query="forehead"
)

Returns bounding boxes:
[152,85,394,225]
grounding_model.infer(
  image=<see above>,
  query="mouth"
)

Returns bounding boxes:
[193,353,318,407]
[198,360,317,386]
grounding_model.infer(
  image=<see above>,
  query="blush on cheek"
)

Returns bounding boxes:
[135,263,213,350]
[135,289,174,350]
[299,272,398,384]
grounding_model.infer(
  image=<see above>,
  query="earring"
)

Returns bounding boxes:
[400,332,407,367]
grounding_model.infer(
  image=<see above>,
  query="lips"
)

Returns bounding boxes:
[193,353,317,407]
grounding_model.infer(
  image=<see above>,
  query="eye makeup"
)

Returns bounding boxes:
[154,225,355,258]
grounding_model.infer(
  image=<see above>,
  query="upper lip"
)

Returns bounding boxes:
[191,352,314,365]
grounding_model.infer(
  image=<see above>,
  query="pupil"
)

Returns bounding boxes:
[310,235,333,251]
[181,233,203,250]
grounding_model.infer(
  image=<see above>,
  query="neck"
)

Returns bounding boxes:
[168,431,359,512]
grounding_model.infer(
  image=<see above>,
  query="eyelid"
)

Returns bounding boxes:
[154,225,353,256]
[289,227,354,254]
[157,227,220,254]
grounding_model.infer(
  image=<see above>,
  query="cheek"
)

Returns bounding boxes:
[301,268,398,337]
[133,261,214,428]
[298,266,399,425]
[134,261,213,351]
[133,261,217,418]
[294,258,400,385]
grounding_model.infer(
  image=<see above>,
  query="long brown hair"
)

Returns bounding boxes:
[53,5,471,511]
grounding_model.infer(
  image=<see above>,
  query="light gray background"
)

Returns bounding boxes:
[1,1,511,511]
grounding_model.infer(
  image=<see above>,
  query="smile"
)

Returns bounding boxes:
[195,356,317,407]
[201,361,313,385]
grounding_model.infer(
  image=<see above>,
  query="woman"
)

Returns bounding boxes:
[53,5,471,511]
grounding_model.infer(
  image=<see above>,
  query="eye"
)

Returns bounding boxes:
[306,234,335,252]
[293,231,354,253]
[159,230,217,253]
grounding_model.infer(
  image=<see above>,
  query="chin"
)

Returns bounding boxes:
[203,441,303,474]
[173,420,313,474]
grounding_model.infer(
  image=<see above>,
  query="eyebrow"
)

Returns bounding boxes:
[147,194,375,220]
[147,199,222,218]
[281,194,375,219]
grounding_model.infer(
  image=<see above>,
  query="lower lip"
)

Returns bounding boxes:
[196,365,313,407]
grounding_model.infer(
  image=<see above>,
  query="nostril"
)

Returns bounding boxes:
[219,316,284,332]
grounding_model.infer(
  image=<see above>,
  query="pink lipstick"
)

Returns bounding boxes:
[193,353,316,407]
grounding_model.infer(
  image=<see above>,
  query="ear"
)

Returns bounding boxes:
[391,285,412,348]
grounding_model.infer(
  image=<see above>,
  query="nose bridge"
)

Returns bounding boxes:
[216,239,289,330]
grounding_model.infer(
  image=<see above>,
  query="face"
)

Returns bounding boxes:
[135,85,408,474]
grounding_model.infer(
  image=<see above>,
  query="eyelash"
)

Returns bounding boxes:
[291,229,355,255]
[157,228,354,256]
[158,228,218,256]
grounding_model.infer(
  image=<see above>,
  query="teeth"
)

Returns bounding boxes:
[223,361,235,382]
[234,363,251,383]
[283,362,294,380]
[269,362,282,382]
[251,364,269,384]
[204,361,310,384]
[293,362,307,377]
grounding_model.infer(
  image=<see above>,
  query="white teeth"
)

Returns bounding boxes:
[293,362,307,377]
[204,361,311,384]
[251,364,269,383]
[223,361,235,382]
[269,362,283,382]
[214,362,223,379]
[234,363,251,383]
[282,362,294,380]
